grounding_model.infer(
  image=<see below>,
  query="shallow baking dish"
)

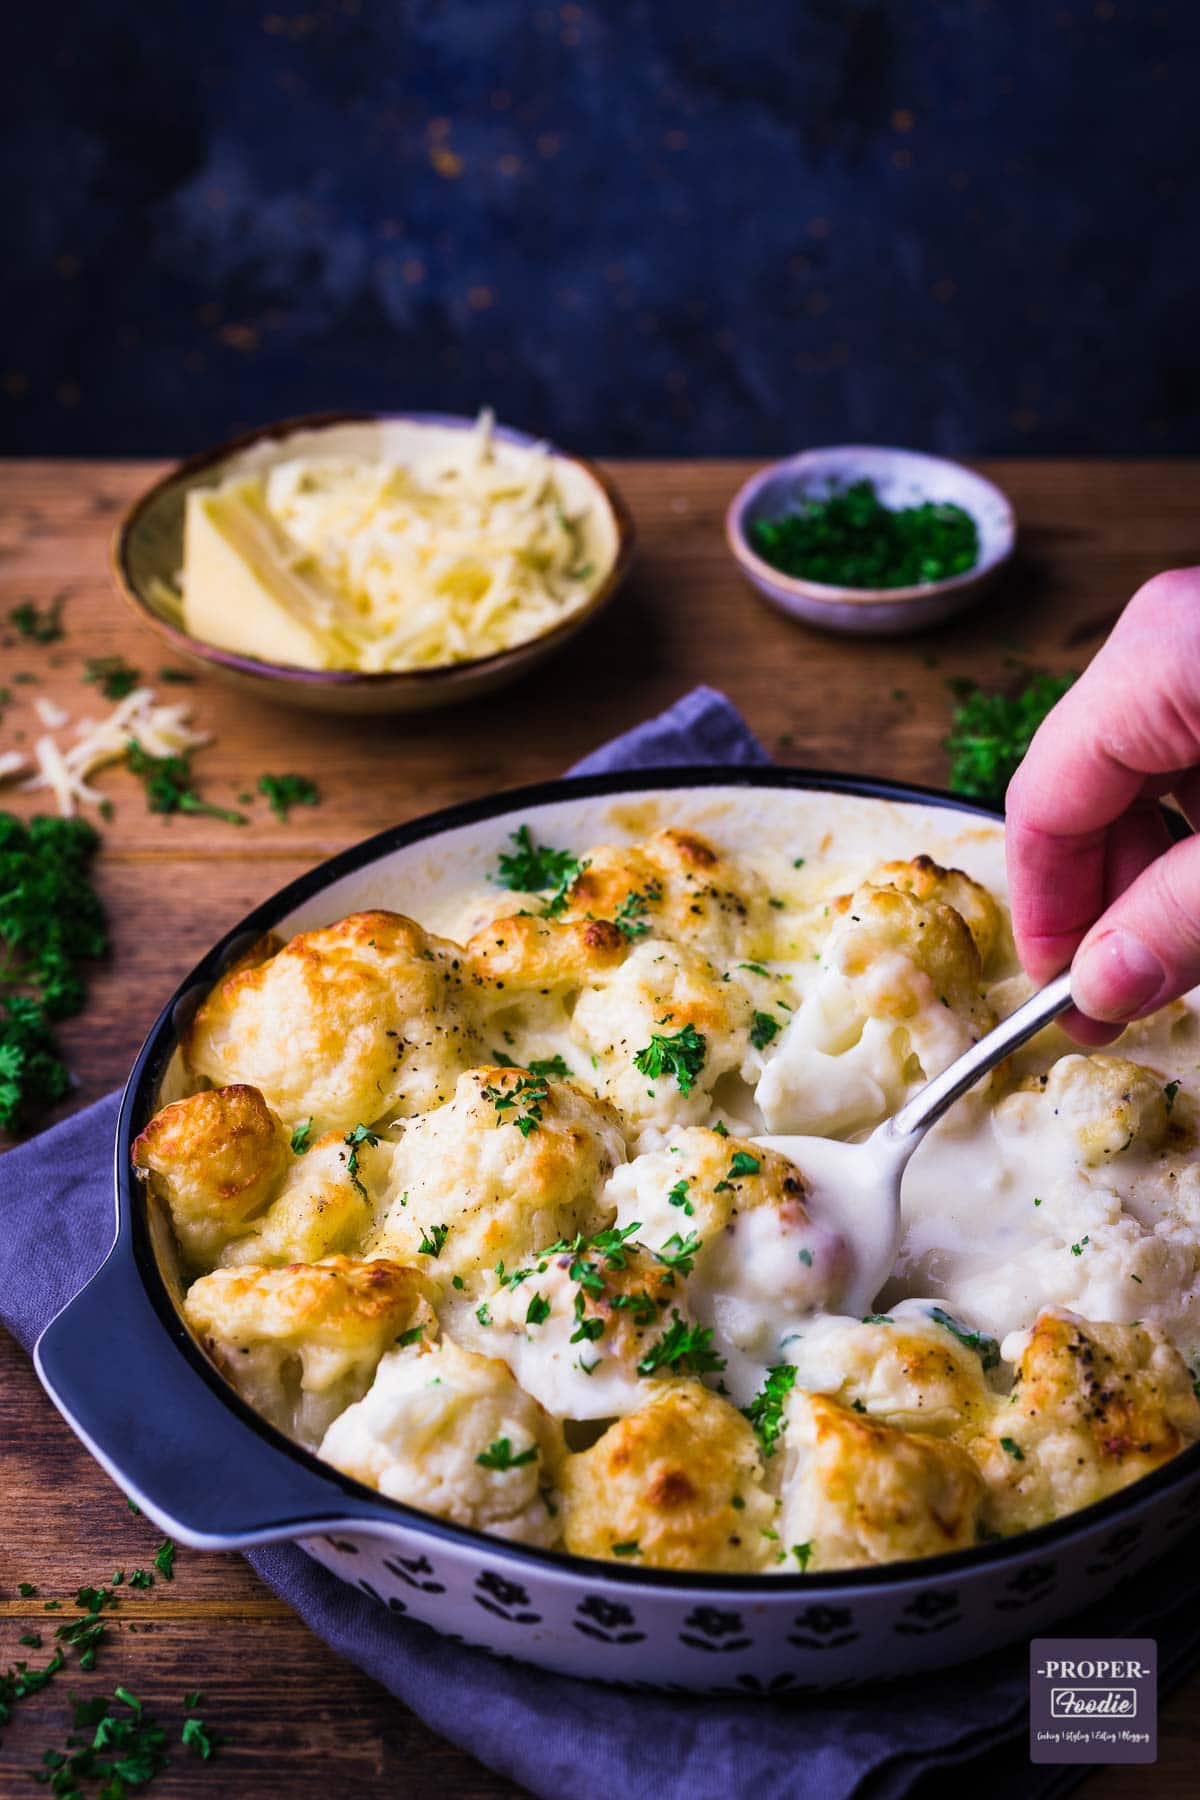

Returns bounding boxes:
[34,770,1200,1693]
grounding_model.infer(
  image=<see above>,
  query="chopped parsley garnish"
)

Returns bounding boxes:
[726,1150,761,1179]
[9,594,66,642]
[752,480,979,590]
[610,1540,641,1557]
[790,1542,814,1571]
[632,1023,707,1096]
[125,741,248,825]
[525,1292,551,1326]
[159,666,196,683]
[862,1313,893,1325]
[739,962,771,978]
[613,884,662,939]
[290,1118,314,1155]
[742,1362,797,1456]
[0,813,107,1132]
[1164,1080,1181,1114]
[637,1310,725,1378]
[127,1569,154,1589]
[397,1325,425,1347]
[475,1302,492,1327]
[944,670,1077,806]
[257,772,321,821]
[1070,1237,1089,1256]
[493,824,585,915]
[654,1231,702,1275]
[153,1540,175,1582]
[475,1437,538,1471]
[84,654,141,699]
[749,1011,781,1050]
[343,1123,379,1199]
[927,1305,1001,1372]
[527,1054,571,1079]
[418,1223,449,1259]
[569,1289,606,1344]
[999,1436,1025,1460]
[712,1119,729,1138]
[798,1248,813,1267]
[667,1177,693,1216]
[481,1071,549,1136]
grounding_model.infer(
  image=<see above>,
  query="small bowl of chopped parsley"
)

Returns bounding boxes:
[726,445,1014,635]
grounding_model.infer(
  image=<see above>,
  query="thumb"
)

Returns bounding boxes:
[1071,831,1200,1023]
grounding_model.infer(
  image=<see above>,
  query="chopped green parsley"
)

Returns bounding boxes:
[257,772,321,821]
[633,1023,707,1096]
[927,1305,1001,1372]
[476,1437,538,1471]
[742,1362,797,1456]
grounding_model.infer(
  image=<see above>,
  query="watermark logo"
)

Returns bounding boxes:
[1030,1638,1156,1764]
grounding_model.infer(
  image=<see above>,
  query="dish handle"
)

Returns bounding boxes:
[34,1246,405,1549]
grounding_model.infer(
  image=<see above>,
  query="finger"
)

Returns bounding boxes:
[1054,802,1172,1046]
[1006,569,1200,977]
[1071,830,1200,1022]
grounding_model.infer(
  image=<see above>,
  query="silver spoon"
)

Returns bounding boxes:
[753,969,1075,1315]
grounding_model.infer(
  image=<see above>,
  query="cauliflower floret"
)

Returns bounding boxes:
[603,1127,849,1399]
[997,1054,1173,1168]
[780,1301,998,1436]
[757,882,994,1137]
[971,1308,1200,1534]
[133,1084,290,1267]
[557,827,773,960]
[560,1380,778,1570]
[185,911,484,1135]
[777,1392,986,1570]
[464,912,629,1066]
[465,1234,709,1420]
[369,1067,624,1286]
[867,855,1003,967]
[219,1126,392,1266]
[571,938,755,1138]
[319,1336,564,1547]
[183,1256,434,1449]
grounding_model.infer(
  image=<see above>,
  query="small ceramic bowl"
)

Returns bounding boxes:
[112,412,635,716]
[726,445,1015,636]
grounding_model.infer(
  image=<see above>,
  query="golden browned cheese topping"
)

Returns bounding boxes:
[560,1381,777,1571]
[133,1084,290,1265]
[184,911,483,1134]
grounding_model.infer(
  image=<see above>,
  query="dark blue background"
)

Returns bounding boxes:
[4,1,1197,457]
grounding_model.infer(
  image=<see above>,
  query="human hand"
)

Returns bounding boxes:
[1005,569,1200,1043]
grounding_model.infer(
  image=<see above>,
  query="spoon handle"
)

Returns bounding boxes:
[884,968,1076,1149]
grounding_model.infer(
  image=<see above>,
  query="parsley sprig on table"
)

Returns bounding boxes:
[125,742,248,826]
[944,669,1077,806]
[632,1023,707,1096]
[9,594,66,643]
[0,814,107,1133]
[84,655,141,701]
[257,772,321,821]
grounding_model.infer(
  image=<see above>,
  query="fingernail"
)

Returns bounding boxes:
[1073,930,1165,1021]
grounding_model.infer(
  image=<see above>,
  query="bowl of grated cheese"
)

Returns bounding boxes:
[112,411,635,714]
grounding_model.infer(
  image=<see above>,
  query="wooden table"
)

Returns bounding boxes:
[1,458,1197,1795]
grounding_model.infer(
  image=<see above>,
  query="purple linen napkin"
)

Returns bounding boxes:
[3,686,1198,1800]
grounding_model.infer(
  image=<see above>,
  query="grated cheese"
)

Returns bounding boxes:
[182,411,615,673]
[34,696,70,729]
[19,688,208,818]
[0,749,27,783]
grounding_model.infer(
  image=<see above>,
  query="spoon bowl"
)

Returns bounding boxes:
[754,969,1075,1312]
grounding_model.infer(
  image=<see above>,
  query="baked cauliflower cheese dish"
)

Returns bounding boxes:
[134,816,1200,1574]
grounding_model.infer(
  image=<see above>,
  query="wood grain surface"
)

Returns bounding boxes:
[2,456,1199,1797]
